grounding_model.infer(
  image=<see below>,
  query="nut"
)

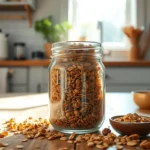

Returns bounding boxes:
[0,143,5,148]
[67,140,73,144]
[102,128,111,136]
[68,132,76,140]
[140,140,150,149]
[128,134,139,140]
[60,137,68,141]
[127,141,137,146]
[0,143,8,147]
[22,139,28,142]
[140,140,148,147]
[87,142,95,147]
[116,145,123,150]
[96,145,105,149]
[16,145,24,149]
[103,142,109,148]
[34,146,40,149]
[58,147,68,150]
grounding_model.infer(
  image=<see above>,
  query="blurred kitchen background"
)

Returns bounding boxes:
[0,0,150,93]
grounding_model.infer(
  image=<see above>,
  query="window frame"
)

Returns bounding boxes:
[61,0,145,52]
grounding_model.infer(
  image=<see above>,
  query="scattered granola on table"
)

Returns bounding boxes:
[0,117,150,149]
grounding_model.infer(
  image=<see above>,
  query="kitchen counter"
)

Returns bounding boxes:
[0,59,150,67]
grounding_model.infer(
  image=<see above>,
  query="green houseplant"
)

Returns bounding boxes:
[34,16,71,58]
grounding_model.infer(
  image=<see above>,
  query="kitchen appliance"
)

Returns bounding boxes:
[14,42,26,60]
[0,29,8,60]
[32,51,45,59]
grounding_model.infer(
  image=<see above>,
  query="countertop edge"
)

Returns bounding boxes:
[0,60,150,67]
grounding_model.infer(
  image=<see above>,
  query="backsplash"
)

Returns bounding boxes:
[0,0,62,59]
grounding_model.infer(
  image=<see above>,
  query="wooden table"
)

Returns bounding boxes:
[0,93,150,150]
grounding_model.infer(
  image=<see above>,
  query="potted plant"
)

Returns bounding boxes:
[34,16,72,58]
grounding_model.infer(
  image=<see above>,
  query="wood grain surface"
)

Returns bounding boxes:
[0,134,74,150]
[0,93,150,150]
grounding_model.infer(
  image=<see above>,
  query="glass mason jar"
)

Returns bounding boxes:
[49,41,105,134]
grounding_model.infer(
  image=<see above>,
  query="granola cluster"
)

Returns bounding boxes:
[114,113,150,123]
[2,117,50,138]
[50,43,104,129]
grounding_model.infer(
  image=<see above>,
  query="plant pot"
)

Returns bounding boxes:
[44,43,52,59]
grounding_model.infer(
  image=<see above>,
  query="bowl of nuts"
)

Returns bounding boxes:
[132,90,150,109]
[109,113,150,136]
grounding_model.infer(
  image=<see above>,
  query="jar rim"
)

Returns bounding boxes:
[51,41,101,51]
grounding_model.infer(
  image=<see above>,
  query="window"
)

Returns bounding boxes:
[68,0,142,52]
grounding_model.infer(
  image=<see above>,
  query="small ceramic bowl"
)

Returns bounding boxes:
[109,115,150,136]
[132,90,150,109]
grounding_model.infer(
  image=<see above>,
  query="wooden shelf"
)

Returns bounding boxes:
[0,60,150,67]
[104,60,150,67]
[0,60,51,67]
[0,3,34,11]
[0,2,35,27]
[0,15,26,20]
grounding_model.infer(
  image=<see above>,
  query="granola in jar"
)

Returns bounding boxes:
[49,41,105,134]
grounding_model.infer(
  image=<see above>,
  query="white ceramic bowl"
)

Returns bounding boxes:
[132,90,150,109]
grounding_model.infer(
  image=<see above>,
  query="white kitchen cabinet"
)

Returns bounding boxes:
[9,68,28,84]
[8,67,28,93]
[105,67,150,92]
[42,67,48,93]
[11,86,27,93]
[43,67,48,85]
[29,67,48,93]
[8,66,150,93]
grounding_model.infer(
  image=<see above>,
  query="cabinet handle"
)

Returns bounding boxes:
[37,83,41,93]
[105,74,110,79]
[7,69,14,78]
[8,69,14,74]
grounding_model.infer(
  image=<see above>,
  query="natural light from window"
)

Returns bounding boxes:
[69,0,128,50]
